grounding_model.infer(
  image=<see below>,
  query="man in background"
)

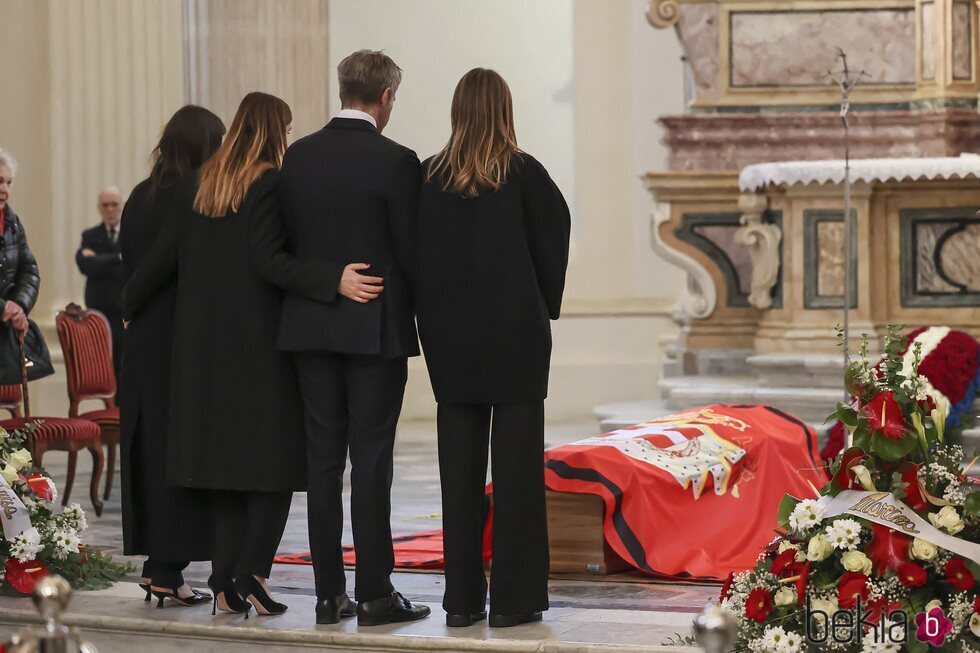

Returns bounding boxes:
[76,186,125,378]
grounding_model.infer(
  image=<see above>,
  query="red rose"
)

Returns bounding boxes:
[974,595,980,614]
[745,587,774,623]
[720,572,735,602]
[4,558,49,595]
[897,562,927,587]
[945,557,976,591]
[863,392,906,439]
[770,548,798,576]
[838,571,870,609]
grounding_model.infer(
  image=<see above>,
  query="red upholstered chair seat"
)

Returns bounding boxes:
[0,417,100,442]
[77,407,119,425]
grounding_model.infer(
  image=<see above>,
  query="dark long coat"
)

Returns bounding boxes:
[122,169,336,492]
[415,153,570,404]
[76,224,126,375]
[118,176,212,560]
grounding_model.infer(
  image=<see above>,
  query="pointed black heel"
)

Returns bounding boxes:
[208,575,252,618]
[235,575,287,616]
[149,580,212,608]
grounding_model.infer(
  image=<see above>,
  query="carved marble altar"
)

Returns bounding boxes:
[647,0,980,359]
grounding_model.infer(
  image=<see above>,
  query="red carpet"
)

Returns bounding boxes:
[275,529,446,570]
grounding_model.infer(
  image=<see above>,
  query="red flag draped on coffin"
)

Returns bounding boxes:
[543,404,829,581]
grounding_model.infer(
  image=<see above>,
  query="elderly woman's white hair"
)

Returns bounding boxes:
[0,149,17,176]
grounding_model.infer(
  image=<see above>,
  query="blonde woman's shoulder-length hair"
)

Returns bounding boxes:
[194,92,292,217]
[426,68,522,199]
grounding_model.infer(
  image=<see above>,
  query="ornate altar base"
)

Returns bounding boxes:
[649,157,980,357]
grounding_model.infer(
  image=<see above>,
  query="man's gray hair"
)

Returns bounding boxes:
[0,149,17,176]
[338,50,402,106]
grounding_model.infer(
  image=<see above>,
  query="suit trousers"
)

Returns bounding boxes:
[294,352,408,602]
[437,401,550,616]
[211,490,292,580]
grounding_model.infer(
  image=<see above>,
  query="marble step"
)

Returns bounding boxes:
[0,584,697,653]
[658,375,845,425]
[746,353,845,389]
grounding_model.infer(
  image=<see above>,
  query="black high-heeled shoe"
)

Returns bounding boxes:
[139,583,152,603]
[234,575,287,616]
[150,581,212,608]
[208,575,251,618]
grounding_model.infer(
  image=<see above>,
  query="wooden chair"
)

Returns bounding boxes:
[0,384,22,417]
[0,385,104,516]
[56,304,120,501]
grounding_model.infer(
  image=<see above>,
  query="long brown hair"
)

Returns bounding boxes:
[194,92,292,217]
[426,68,521,198]
[149,105,225,195]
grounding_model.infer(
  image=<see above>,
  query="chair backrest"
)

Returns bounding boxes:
[55,304,116,415]
[0,384,22,418]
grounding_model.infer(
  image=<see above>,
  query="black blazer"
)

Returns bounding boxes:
[415,153,570,404]
[76,223,125,315]
[277,118,422,358]
[0,206,40,315]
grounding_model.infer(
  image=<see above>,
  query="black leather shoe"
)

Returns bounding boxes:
[489,611,543,628]
[446,610,487,627]
[357,591,431,626]
[315,593,356,625]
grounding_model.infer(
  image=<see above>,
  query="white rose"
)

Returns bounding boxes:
[807,534,833,562]
[909,538,937,561]
[0,464,18,484]
[8,448,31,471]
[774,586,796,607]
[842,550,873,575]
[809,597,838,623]
[928,506,965,535]
[925,599,942,613]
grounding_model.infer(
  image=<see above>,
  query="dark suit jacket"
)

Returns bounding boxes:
[76,223,125,315]
[277,118,422,358]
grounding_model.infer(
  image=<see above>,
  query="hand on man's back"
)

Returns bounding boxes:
[339,263,384,303]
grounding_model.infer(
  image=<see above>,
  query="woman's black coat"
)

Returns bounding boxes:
[415,153,570,404]
[122,169,335,492]
[118,176,212,560]
[0,206,40,315]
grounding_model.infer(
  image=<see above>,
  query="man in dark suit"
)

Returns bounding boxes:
[278,49,428,627]
[76,186,126,378]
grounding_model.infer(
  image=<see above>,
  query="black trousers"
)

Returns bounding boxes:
[210,490,292,580]
[437,401,550,616]
[294,352,407,602]
[142,560,188,588]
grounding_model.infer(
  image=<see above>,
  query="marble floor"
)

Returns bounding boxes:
[0,419,715,651]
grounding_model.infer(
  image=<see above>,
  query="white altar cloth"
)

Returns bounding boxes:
[739,154,980,192]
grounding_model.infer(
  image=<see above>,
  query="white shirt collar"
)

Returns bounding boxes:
[336,109,377,128]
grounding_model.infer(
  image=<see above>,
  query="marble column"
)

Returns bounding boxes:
[182,0,330,139]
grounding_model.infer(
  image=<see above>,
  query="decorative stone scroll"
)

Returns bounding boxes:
[651,203,718,321]
[646,0,684,28]
[735,194,782,310]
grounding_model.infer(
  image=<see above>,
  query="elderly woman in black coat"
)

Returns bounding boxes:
[123,93,336,617]
[119,106,226,608]
[0,149,40,339]
[415,69,570,629]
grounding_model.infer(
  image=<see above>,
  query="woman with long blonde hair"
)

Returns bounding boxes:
[123,92,337,617]
[416,68,571,628]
